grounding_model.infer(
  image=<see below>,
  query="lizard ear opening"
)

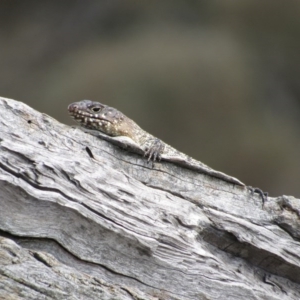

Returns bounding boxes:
[92,107,101,112]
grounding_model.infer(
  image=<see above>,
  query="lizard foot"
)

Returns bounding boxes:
[144,138,165,162]
[248,186,268,208]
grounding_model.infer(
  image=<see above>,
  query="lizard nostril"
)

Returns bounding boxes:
[68,104,78,112]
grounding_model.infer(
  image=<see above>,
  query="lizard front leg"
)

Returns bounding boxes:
[142,137,165,162]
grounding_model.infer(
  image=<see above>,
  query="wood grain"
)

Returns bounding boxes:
[0,96,299,299]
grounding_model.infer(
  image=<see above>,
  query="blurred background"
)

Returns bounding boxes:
[1,0,300,197]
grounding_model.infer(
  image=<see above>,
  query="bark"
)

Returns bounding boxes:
[0,96,300,300]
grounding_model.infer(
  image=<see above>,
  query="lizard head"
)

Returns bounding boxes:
[68,100,134,137]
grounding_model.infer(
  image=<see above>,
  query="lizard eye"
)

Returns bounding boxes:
[92,107,101,112]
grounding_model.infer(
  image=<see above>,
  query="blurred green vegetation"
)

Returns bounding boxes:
[1,0,300,197]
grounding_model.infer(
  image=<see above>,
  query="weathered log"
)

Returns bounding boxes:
[0,96,300,299]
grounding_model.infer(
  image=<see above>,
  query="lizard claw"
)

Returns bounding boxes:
[144,138,164,162]
[248,186,268,207]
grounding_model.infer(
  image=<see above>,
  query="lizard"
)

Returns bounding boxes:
[68,100,268,203]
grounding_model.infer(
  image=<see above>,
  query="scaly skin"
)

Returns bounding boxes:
[68,100,164,161]
[68,100,268,203]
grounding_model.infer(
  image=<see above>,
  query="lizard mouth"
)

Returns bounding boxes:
[68,107,112,128]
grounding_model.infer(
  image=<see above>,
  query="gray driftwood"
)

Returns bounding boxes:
[0,97,300,300]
